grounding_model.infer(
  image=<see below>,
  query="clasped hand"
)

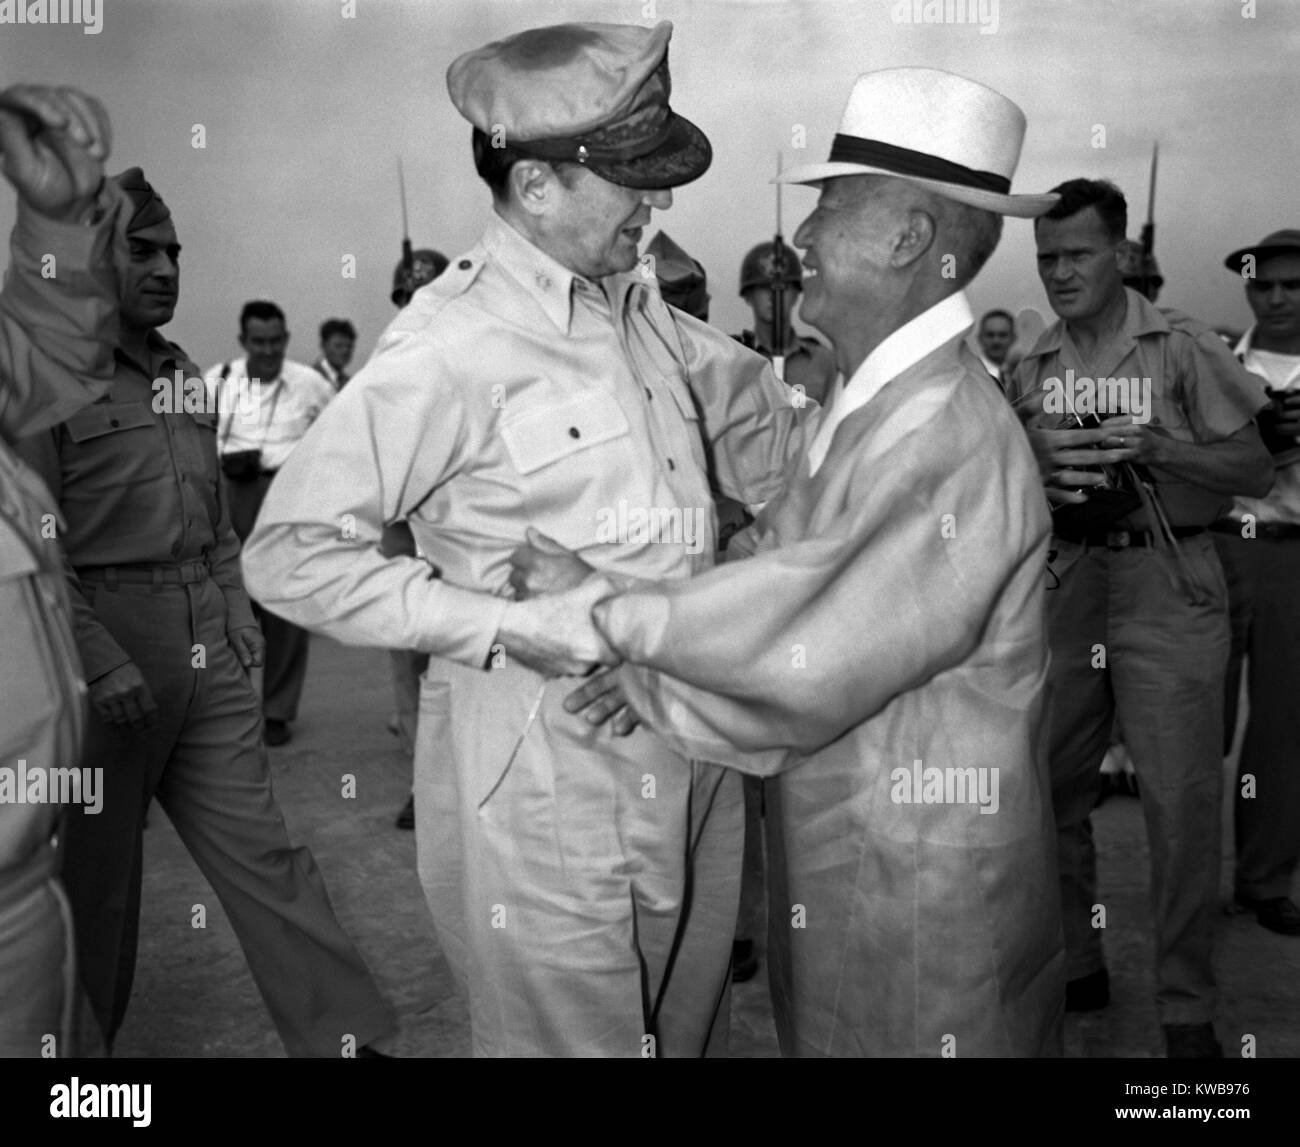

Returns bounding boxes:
[502,528,641,735]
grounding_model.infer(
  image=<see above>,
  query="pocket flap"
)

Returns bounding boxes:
[500,390,630,476]
[65,401,155,443]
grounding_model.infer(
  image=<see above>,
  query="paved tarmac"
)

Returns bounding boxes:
[113,636,1299,1058]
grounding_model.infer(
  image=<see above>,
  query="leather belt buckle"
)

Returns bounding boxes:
[1105,529,1130,550]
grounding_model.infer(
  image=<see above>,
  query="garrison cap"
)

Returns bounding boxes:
[112,166,171,235]
[447,21,711,190]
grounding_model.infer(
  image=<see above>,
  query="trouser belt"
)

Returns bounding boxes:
[1053,525,1206,550]
[75,558,210,586]
[1210,517,1300,541]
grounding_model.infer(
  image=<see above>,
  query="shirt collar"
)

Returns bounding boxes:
[114,328,185,378]
[807,290,974,477]
[1024,287,1169,363]
[484,212,597,335]
[844,289,974,398]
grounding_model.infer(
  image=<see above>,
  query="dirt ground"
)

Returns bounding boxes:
[112,636,1299,1058]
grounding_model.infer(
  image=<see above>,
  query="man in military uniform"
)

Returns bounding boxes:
[0,83,120,1058]
[384,247,448,830]
[1010,178,1271,1058]
[14,168,397,1057]
[1117,237,1164,303]
[391,248,448,309]
[737,240,836,407]
[646,230,710,320]
[243,20,802,1056]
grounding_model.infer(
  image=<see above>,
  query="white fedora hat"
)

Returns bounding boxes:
[779,67,1057,218]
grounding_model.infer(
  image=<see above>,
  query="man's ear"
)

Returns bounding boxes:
[237,331,249,352]
[891,208,937,269]
[510,159,557,216]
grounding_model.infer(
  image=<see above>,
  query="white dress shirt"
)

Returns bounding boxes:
[1229,326,1300,526]
[207,357,335,472]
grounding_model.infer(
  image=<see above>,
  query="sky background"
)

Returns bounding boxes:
[2,0,1296,369]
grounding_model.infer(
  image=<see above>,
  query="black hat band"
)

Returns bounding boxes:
[828,135,1011,194]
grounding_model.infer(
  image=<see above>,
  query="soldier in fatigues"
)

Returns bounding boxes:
[14,168,396,1057]
[736,240,836,407]
[0,83,121,1059]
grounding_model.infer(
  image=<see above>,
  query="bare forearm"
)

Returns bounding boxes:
[1152,435,1272,499]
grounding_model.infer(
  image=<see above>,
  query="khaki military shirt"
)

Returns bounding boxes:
[1009,289,1264,529]
[15,333,256,683]
[241,212,802,664]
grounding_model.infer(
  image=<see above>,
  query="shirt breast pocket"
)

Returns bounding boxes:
[64,401,168,488]
[498,390,636,547]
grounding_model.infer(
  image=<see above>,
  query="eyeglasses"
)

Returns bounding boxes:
[1246,278,1300,293]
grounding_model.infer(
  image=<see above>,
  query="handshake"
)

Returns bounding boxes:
[494,528,640,735]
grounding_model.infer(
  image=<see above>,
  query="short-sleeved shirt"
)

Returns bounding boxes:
[207,358,334,472]
[1228,327,1300,526]
[1008,289,1264,529]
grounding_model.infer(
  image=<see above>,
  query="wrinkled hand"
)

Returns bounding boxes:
[508,527,595,601]
[89,661,158,732]
[1026,423,1137,506]
[495,575,620,678]
[563,667,641,736]
[228,626,265,671]
[0,85,111,221]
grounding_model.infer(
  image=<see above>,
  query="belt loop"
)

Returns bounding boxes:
[151,567,164,593]
[104,567,117,591]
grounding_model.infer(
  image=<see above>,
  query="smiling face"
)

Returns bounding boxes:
[240,317,289,382]
[542,164,672,280]
[1034,205,1125,323]
[792,175,907,342]
[121,218,181,332]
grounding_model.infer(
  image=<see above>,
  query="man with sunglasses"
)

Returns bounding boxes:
[1211,230,1300,939]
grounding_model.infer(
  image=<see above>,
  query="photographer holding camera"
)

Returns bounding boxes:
[208,301,334,746]
[1008,178,1272,1059]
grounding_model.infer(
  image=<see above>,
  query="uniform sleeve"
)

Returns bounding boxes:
[602,405,1046,776]
[0,188,125,444]
[240,327,509,664]
[668,307,809,505]
[1172,323,1269,442]
[14,424,133,682]
[208,457,257,632]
